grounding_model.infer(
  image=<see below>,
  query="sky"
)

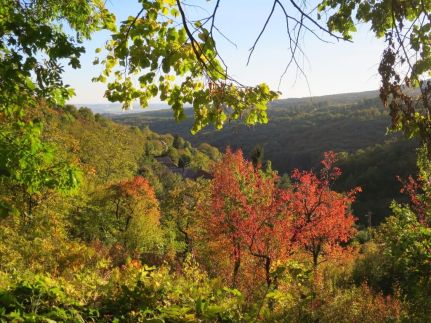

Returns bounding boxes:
[65,0,386,104]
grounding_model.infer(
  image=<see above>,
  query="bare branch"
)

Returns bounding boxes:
[287,0,346,41]
[247,1,277,65]
[214,25,238,49]
[177,0,244,87]
[275,0,332,44]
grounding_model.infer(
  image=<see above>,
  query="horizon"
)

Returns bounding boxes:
[76,88,380,116]
[71,88,380,108]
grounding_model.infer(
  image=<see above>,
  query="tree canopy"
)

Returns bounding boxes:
[0,0,115,213]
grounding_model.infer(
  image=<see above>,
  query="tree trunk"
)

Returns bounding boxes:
[232,258,240,288]
[313,251,318,269]
[264,256,272,288]
[232,241,241,288]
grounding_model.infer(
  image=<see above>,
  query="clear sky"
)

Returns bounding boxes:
[65,0,386,104]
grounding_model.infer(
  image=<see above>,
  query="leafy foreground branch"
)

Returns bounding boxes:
[96,0,279,133]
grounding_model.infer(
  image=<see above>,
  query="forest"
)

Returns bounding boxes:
[1,0,431,322]
[0,104,421,321]
[112,92,418,224]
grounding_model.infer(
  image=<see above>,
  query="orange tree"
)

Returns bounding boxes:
[284,151,360,269]
[205,149,292,289]
[106,176,163,257]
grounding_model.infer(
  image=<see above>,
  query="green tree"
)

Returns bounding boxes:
[161,178,209,258]
[0,1,115,214]
[178,154,191,170]
[0,120,82,217]
[354,203,431,320]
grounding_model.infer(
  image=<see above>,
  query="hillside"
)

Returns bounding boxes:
[111,91,396,172]
[111,91,418,223]
[0,102,418,321]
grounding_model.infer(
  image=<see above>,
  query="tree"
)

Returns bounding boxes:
[353,202,431,320]
[106,176,163,256]
[0,1,115,214]
[97,1,279,133]
[284,151,360,268]
[318,0,431,154]
[161,178,209,259]
[178,154,191,171]
[365,145,431,317]
[198,143,221,161]
[206,149,292,289]
[172,134,185,149]
[249,145,265,169]
[1,0,114,113]
[0,120,82,217]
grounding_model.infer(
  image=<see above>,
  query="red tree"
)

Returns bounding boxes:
[206,150,359,289]
[207,149,292,288]
[283,151,360,268]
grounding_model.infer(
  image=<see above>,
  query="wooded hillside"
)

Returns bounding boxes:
[112,91,418,224]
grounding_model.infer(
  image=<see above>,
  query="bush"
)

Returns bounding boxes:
[0,276,97,322]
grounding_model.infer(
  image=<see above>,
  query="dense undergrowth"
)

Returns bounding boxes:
[1,105,430,322]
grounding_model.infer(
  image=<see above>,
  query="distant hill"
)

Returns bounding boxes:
[111,90,394,172]
[272,90,380,106]
[111,90,418,224]
[72,102,172,115]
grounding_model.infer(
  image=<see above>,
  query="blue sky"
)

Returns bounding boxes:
[65,0,385,104]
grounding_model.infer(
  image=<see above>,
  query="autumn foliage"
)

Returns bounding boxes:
[285,151,360,267]
[206,149,291,288]
[397,174,429,224]
[204,149,359,291]
[108,176,162,256]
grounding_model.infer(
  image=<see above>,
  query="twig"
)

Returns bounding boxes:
[247,0,277,65]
